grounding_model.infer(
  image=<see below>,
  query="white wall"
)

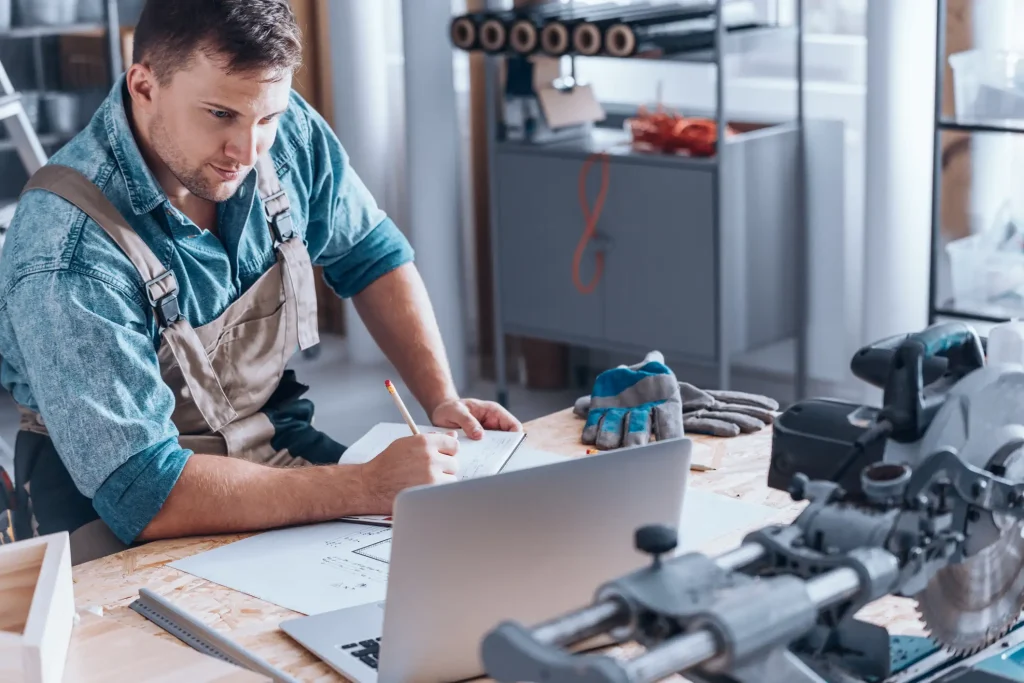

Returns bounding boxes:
[327,0,470,392]
[326,1,392,365]
[400,0,469,391]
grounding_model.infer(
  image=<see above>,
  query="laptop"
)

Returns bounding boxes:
[280,437,692,683]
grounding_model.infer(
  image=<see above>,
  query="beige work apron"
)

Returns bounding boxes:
[17,156,320,564]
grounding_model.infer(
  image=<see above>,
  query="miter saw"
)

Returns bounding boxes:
[479,322,1024,683]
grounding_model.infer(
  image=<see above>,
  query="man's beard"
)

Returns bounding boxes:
[150,112,247,203]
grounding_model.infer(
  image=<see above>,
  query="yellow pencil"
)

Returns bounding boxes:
[385,380,420,435]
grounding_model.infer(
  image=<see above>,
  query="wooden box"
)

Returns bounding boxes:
[0,533,75,683]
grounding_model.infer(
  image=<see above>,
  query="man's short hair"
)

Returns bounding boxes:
[133,0,303,85]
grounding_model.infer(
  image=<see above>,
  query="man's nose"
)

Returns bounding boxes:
[225,128,260,167]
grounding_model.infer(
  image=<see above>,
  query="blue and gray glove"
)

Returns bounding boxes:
[576,351,685,450]
[575,370,779,441]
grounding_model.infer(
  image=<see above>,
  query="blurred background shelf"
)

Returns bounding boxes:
[930,1,1024,326]
[0,130,74,151]
[0,23,106,39]
[0,0,126,197]
[932,307,1017,325]
[646,24,798,64]
[938,118,1024,135]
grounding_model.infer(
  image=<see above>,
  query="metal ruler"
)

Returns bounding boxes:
[130,588,301,683]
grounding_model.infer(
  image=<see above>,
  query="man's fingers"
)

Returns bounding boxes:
[431,451,460,475]
[425,432,460,456]
[491,405,524,432]
[430,468,458,484]
[469,400,524,432]
[450,402,485,440]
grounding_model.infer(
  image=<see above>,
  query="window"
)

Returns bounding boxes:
[767,0,866,36]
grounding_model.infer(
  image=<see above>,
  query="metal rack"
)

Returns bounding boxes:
[0,0,123,152]
[479,0,808,405]
[928,0,1022,325]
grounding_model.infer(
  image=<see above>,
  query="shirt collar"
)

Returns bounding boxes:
[103,75,170,217]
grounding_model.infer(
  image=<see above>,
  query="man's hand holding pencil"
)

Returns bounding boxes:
[360,380,524,513]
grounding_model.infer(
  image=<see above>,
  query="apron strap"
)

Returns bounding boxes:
[255,156,319,351]
[22,165,237,433]
[23,165,182,327]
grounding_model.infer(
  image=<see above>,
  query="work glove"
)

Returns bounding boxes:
[677,382,779,437]
[574,380,779,439]
[577,351,684,450]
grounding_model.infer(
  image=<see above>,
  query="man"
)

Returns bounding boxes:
[0,0,521,561]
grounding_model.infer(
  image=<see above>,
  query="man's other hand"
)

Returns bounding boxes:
[431,398,524,440]
[359,433,460,512]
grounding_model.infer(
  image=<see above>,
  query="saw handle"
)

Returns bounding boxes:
[851,335,950,390]
[881,322,984,443]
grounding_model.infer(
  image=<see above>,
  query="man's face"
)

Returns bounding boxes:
[139,52,292,203]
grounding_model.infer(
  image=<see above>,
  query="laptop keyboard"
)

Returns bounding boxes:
[339,637,381,670]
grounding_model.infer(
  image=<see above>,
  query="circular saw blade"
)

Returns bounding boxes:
[915,521,1024,655]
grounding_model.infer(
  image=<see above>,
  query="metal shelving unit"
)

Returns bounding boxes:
[0,0,123,150]
[0,0,123,90]
[928,0,1023,326]
[2,22,106,39]
[480,0,808,405]
[0,0,122,213]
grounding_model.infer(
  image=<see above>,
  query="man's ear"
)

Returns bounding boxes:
[125,63,158,108]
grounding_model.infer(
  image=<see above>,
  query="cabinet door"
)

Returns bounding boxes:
[601,163,716,359]
[495,151,605,341]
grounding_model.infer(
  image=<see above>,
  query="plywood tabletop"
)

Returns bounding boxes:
[69,408,927,681]
[64,612,267,682]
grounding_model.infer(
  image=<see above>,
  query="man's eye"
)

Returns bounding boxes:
[209,109,232,120]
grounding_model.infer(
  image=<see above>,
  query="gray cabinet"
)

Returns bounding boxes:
[600,161,716,359]
[495,153,605,342]
[493,122,806,367]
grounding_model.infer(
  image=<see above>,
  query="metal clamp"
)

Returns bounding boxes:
[146,270,182,328]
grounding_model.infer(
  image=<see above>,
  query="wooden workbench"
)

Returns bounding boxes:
[69,408,929,681]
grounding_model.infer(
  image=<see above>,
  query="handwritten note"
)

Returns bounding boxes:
[336,423,527,527]
[338,422,526,480]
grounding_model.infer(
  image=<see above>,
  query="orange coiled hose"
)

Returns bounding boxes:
[573,152,609,295]
[626,105,729,156]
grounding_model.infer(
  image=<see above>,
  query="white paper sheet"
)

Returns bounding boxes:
[339,422,527,479]
[677,489,776,552]
[501,446,572,472]
[169,522,393,616]
[169,456,775,618]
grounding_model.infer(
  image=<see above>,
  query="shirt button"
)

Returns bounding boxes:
[238,185,247,198]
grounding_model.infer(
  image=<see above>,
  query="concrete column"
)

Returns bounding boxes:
[398,0,469,392]
[861,0,937,399]
[326,0,392,366]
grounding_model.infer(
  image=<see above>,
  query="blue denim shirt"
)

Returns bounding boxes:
[0,79,414,543]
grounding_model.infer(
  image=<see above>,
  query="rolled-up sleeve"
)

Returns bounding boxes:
[296,96,415,299]
[7,269,188,543]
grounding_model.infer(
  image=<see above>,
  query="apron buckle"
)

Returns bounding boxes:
[269,211,296,244]
[146,271,183,328]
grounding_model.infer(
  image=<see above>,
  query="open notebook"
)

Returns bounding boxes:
[337,423,527,526]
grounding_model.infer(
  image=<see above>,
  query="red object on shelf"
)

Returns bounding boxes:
[626,105,734,157]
